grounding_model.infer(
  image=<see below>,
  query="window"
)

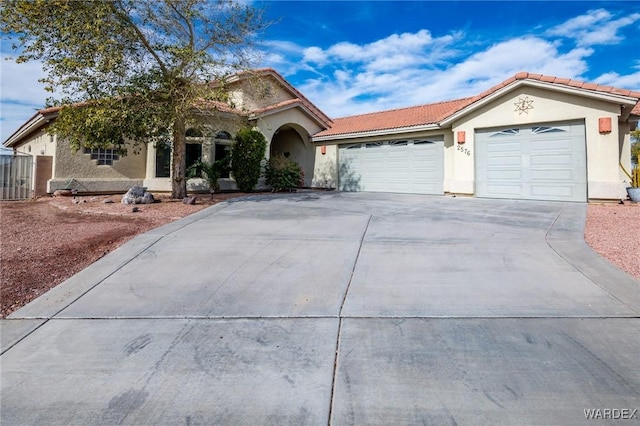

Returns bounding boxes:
[215,131,231,140]
[490,129,520,137]
[215,144,231,178]
[365,142,383,148]
[532,126,566,134]
[186,143,202,170]
[155,141,171,177]
[84,147,120,165]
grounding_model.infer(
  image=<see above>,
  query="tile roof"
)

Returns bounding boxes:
[228,68,333,127]
[314,72,640,138]
[314,98,474,137]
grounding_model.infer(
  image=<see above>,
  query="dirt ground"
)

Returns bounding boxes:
[1,195,639,318]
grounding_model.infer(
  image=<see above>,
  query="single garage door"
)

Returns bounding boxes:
[475,121,587,202]
[338,138,444,194]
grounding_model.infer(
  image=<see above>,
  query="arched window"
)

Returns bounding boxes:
[186,128,204,137]
[215,131,231,140]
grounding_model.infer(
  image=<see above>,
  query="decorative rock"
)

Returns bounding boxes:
[132,207,140,212]
[53,189,73,197]
[121,186,155,205]
[182,196,197,205]
[103,199,114,204]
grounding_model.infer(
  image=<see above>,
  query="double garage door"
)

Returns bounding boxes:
[476,121,587,202]
[338,138,444,195]
[337,121,586,202]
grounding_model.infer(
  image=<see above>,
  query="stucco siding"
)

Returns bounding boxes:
[230,77,294,112]
[257,109,324,144]
[54,139,147,180]
[13,130,57,193]
[313,144,338,188]
[450,86,627,199]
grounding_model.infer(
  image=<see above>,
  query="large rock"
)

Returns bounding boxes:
[121,186,155,205]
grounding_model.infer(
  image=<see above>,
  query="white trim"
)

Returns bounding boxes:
[313,123,441,142]
[440,80,638,126]
[4,115,48,147]
[249,102,328,129]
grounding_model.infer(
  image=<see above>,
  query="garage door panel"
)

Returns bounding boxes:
[531,154,573,166]
[339,140,444,195]
[488,141,523,153]
[532,139,572,151]
[488,169,522,180]
[488,184,524,195]
[530,185,575,198]
[476,121,586,202]
[530,169,574,180]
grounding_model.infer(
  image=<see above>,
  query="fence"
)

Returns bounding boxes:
[0,153,33,200]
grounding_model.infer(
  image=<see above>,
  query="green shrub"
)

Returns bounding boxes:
[265,154,304,192]
[231,128,267,192]
[187,155,230,191]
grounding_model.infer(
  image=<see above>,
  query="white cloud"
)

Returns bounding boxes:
[0,57,51,142]
[547,9,640,47]
[294,35,596,118]
[593,71,640,90]
[302,46,327,64]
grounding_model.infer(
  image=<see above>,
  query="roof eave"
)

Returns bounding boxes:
[312,123,441,142]
[4,111,57,148]
[249,102,330,131]
[440,79,640,126]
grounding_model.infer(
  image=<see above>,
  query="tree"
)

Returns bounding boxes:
[1,0,267,198]
[231,128,266,192]
[632,128,640,166]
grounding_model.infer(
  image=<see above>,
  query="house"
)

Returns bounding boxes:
[2,69,332,195]
[4,69,640,201]
[313,72,640,202]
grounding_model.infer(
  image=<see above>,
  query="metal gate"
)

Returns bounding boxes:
[0,153,33,200]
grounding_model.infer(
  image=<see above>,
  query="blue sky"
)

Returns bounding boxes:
[2,1,640,142]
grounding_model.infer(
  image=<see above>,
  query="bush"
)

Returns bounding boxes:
[186,155,230,191]
[265,154,304,192]
[231,128,267,192]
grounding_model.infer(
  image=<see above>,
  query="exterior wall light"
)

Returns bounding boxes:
[598,117,612,134]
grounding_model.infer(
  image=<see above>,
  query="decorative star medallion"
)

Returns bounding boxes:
[514,96,534,115]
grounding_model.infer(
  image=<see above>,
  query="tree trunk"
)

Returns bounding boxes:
[171,117,187,199]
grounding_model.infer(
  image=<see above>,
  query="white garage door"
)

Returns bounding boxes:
[338,138,444,195]
[475,121,587,202]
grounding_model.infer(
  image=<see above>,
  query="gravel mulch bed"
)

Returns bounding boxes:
[584,201,640,280]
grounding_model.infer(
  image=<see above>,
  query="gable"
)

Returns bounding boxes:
[450,84,622,130]
[226,69,332,129]
[313,72,640,142]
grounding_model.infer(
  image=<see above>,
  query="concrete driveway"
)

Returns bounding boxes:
[2,192,639,425]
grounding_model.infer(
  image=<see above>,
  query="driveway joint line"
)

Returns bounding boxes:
[328,214,372,425]
[12,315,639,321]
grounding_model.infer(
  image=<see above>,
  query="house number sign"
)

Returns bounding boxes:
[457,145,471,156]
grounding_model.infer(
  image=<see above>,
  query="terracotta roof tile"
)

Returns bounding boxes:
[315,72,640,138]
[38,106,62,114]
[315,98,474,138]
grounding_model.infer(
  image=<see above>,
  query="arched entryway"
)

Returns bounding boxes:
[270,124,315,187]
